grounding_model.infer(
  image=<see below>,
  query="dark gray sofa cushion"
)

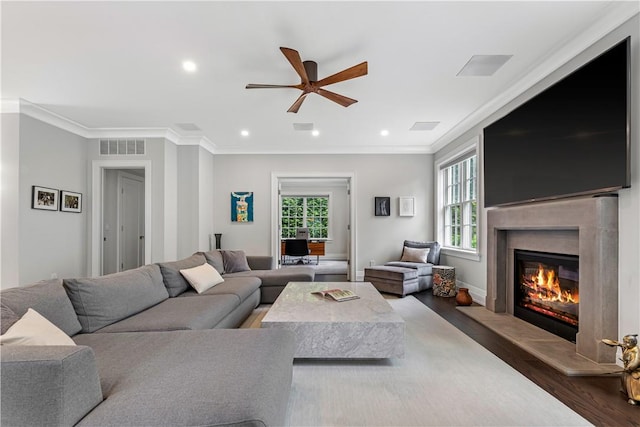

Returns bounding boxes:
[157,253,206,297]
[201,250,225,273]
[1,302,19,334]
[63,264,168,333]
[222,250,251,273]
[94,294,240,333]
[179,276,261,303]
[1,345,103,427]
[74,329,295,427]
[1,279,82,336]
[403,240,441,265]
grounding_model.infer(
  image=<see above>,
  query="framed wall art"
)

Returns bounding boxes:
[31,186,59,211]
[374,197,390,216]
[60,190,82,213]
[398,196,416,217]
[231,191,254,222]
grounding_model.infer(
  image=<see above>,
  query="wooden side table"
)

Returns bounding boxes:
[432,266,456,297]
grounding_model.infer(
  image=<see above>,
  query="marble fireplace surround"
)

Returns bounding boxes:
[485,196,619,366]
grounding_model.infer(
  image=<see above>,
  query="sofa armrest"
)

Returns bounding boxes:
[247,255,274,270]
[1,345,103,426]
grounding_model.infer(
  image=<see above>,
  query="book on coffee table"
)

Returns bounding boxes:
[312,288,360,302]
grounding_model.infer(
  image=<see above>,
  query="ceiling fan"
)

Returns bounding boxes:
[246,47,368,113]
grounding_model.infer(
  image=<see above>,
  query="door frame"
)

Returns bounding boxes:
[271,172,356,280]
[91,160,152,276]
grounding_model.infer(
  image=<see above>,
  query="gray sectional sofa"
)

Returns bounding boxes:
[1,250,314,426]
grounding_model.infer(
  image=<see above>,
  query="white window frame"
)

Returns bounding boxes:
[436,137,480,261]
[280,192,332,240]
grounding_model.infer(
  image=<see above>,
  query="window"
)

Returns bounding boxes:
[441,152,477,251]
[281,196,329,239]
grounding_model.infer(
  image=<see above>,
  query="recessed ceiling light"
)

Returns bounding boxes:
[182,60,197,73]
[240,130,250,137]
[311,130,320,137]
[380,129,389,136]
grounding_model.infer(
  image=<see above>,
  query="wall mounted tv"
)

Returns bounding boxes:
[483,37,630,208]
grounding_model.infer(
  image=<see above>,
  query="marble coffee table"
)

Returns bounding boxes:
[261,282,405,359]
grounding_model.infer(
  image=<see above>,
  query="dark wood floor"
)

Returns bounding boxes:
[413,290,639,426]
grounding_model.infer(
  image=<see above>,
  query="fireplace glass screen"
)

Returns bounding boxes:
[514,250,579,342]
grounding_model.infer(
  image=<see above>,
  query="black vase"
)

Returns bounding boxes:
[214,234,222,250]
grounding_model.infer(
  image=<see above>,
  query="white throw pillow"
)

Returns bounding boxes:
[0,308,76,346]
[180,262,224,294]
[400,246,430,263]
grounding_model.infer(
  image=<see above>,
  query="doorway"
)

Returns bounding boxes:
[102,170,145,274]
[91,160,152,276]
[271,172,356,280]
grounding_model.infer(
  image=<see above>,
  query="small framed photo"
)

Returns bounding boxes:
[32,186,59,211]
[399,196,416,217]
[60,190,82,213]
[374,197,390,216]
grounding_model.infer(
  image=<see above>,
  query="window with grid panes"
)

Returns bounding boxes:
[443,155,477,250]
[281,196,329,239]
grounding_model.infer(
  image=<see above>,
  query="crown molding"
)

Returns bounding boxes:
[212,144,434,155]
[4,98,217,154]
[430,3,639,153]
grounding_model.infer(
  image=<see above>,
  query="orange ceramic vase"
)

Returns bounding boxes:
[456,288,473,306]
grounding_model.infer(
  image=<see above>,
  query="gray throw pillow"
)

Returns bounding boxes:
[1,302,20,334]
[158,253,207,297]
[222,250,251,273]
[63,264,168,333]
[1,279,82,336]
[202,250,225,274]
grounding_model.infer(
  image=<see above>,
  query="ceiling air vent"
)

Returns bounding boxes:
[293,123,314,131]
[100,139,145,156]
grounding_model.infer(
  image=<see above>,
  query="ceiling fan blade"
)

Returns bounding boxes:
[316,88,358,108]
[287,93,308,113]
[246,83,299,89]
[315,62,368,87]
[280,47,310,85]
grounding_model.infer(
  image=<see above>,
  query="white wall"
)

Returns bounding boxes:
[435,15,640,336]
[17,115,88,284]
[1,114,21,288]
[198,147,215,252]
[212,154,434,274]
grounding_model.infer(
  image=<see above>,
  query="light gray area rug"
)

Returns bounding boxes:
[263,296,591,426]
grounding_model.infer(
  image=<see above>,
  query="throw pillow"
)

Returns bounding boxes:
[202,250,225,274]
[0,308,76,346]
[180,263,225,294]
[1,302,20,335]
[400,246,430,263]
[222,250,251,273]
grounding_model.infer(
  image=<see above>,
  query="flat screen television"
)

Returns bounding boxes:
[483,37,630,207]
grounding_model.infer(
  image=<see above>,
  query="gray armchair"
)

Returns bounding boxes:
[384,240,441,290]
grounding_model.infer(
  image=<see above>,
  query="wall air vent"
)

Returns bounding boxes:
[100,139,145,156]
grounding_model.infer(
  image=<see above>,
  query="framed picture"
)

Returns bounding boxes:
[31,186,59,211]
[60,190,82,213]
[231,191,254,222]
[399,196,416,217]
[374,197,390,216]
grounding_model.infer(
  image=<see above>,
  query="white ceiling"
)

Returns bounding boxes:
[2,1,638,154]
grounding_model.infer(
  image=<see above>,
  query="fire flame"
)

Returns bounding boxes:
[523,264,579,304]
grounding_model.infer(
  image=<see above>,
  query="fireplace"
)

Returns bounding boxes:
[514,250,579,343]
[486,196,618,365]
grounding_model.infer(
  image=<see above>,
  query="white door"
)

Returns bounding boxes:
[119,172,145,271]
